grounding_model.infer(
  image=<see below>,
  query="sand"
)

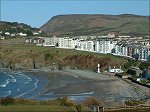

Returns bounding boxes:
[40,69,149,107]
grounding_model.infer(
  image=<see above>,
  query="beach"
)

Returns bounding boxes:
[0,68,149,107]
[40,69,149,107]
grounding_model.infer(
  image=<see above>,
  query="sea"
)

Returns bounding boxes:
[0,69,48,100]
[0,69,94,101]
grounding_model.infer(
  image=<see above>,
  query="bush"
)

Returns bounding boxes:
[0,97,15,106]
[58,96,76,107]
[125,100,143,106]
[76,104,82,112]
[83,97,102,107]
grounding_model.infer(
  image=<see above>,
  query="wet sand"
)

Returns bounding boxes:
[40,70,149,107]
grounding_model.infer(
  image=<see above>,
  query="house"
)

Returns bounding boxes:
[10,34,16,37]
[95,38,117,54]
[0,34,5,40]
[76,40,94,51]
[5,32,10,36]
[18,32,27,36]
[43,36,58,47]
[108,66,124,74]
[33,32,39,35]
[25,37,32,43]
[58,37,78,49]
[31,37,44,45]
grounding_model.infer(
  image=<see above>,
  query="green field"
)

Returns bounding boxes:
[105,108,150,112]
[0,106,77,112]
[0,106,149,112]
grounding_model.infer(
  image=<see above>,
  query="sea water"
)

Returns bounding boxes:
[0,69,94,101]
[0,69,48,99]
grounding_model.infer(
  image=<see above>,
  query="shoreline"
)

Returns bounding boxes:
[0,68,150,107]
[39,69,149,107]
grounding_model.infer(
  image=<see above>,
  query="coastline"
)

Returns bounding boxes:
[0,67,150,107]
[37,69,149,107]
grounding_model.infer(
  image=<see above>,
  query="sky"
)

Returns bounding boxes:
[0,0,149,28]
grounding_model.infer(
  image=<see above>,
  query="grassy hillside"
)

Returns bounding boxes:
[0,42,127,70]
[1,38,149,71]
[40,14,149,36]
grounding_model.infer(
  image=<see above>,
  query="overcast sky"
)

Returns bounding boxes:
[1,0,149,28]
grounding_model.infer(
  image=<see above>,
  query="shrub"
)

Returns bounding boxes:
[125,100,144,106]
[76,104,82,112]
[83,97,102,107]
[0,97,15,106]
[58,96,76,107]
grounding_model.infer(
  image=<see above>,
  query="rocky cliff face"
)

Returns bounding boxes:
[0,47,127,71]
[40,14,149,36]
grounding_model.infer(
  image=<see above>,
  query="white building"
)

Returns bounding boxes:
[95,38,117,54]
[58,37,79,49]
[76,40,94,51]
[18,32,27,36]
[43,36,59,47]
[138,47,150,61]
[5,32,10,35]
[10,34,16,37]
[108,66,124,73]
[33,32,39,35]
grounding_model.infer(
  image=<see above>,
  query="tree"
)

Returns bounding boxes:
[25,30,33,36]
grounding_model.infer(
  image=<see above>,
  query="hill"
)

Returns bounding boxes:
[0,21,39,36]
[40,14,149,36]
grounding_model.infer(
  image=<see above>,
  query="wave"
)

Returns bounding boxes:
[0,91,11,97]
[5,79,9,84]
[80,91,94,95]
[55,91,94,96]
[8,74,16,82]
[14,73,32,84]
[15,78,39,98]
[0,83,7,87]
[69,95,90,101]
[43,92,54,96]
[0,79,10,88]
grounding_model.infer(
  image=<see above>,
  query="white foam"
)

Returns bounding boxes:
[55,91,94,96]
[15,78,39,98]
[0,91,11,97]
[7,74,17,82]
[8,74,15,78]
[14,74,32,84]
[80,91,94,95]
[44,92,54,96]
[0,84,7,87]
[5,79,9,84]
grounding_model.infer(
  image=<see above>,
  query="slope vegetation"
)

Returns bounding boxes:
[40,14,149,36]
